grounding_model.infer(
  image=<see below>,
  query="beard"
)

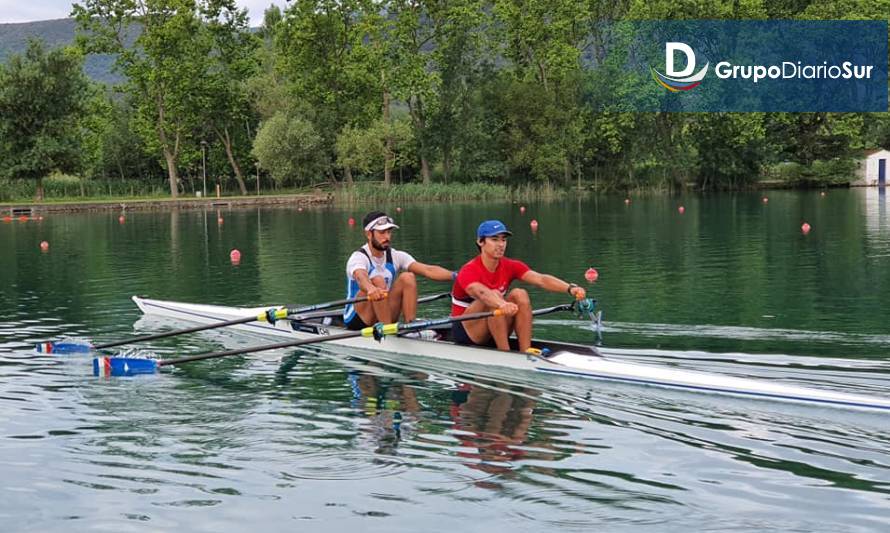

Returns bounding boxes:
[371,236,390,251]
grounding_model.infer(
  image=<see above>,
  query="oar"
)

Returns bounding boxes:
[93,308,508,377]
[38,292,449,354]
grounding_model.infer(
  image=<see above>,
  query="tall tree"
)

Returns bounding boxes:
[73,0,213,198]
[276,0,378,182]
[0,40,89,200]
[200,0,260,195]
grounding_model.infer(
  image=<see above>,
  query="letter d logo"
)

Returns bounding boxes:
[652,42,709,92]
[666,42,696,77]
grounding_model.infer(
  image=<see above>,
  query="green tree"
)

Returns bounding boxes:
[200,0,260,195]
[276,0,379,182]
[0,40,89,200]
[73,0,214,198]
[335,115,415,182]
[252,112,328,185]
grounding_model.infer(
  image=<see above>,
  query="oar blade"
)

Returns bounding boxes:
[93,356,159,377]
[35,340,94,354]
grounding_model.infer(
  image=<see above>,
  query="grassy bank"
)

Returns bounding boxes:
[333,181,577,203]
[0,175,169,202]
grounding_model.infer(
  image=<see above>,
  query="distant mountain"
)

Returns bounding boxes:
[0,18,119,83]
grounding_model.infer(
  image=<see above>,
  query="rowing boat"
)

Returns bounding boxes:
[132,296,890,412]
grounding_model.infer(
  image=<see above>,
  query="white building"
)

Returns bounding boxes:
[853,149,890,186]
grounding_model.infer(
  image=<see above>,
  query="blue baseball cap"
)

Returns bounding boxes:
[477,220,513,239]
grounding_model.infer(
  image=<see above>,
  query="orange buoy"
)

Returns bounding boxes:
[396,207,402,213]
[18,216,28,222]
[217,216,224,225]
[624,198,631,205]
[2,216,11,223]
[584,267,599,283]
[762,197,769,203]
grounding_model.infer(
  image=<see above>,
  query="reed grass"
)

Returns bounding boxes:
[333,181,578,204]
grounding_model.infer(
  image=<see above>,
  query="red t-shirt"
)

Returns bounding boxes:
[451,256,531,315]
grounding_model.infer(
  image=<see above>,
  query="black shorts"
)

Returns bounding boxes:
[345,314,370,331]
[451,321,496,347]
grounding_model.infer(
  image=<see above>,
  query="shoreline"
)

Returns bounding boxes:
[0,192,333,215]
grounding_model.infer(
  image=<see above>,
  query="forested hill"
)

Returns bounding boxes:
[0,18,118,83]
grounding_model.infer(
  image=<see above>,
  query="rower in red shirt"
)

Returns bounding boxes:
[451,220,586,352]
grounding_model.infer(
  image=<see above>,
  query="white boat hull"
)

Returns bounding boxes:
[132,296,890,412]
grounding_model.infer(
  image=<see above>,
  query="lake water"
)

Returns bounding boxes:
[2,189,889,531]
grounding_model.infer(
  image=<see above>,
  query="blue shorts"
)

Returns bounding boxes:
[451,321,496,347]
[345,314,370,331]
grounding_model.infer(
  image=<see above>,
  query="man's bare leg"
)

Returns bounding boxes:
[388,272,416,322]
[507,288,532,352]
[459,299,494,345]
[355,276,391,324]
[486,311,515,351]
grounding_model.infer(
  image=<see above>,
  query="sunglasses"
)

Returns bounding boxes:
[365,216,395,230]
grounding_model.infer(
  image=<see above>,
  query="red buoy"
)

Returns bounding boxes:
[584,267,599,283]
[801,222,811,234]
[624,198,631,205]
[530,219,539,231]
[2,216,11,223]
[39,241,49,252]
[520,206,526,214]
[678,206,685,214]
[396,207,402,213]
[217,217,224,225]
[762,197,769,203]
[118,215,126,224]
[18,216,28,222]
[348,217,355,226]
[230,249,241,263]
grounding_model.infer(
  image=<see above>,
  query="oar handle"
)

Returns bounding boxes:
[387,309,505,336]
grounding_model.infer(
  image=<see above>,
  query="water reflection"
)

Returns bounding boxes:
[449,384,537,477]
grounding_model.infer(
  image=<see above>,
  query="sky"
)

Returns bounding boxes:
[0,1,288,27]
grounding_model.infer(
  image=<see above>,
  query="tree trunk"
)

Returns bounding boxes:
[156,97,179,198]
[344,165,354,186]
[383,84,393,188]
[409,95,431,185]
[564,157,572,186]
[218,126,248,195]
[162,145,179,198]
[35,177,45,202]
[442,146,451,184]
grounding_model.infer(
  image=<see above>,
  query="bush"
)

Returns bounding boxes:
[770,159,856,187]
[0,174,169,202]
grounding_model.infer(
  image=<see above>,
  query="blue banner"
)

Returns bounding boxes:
[582,21,888,112]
